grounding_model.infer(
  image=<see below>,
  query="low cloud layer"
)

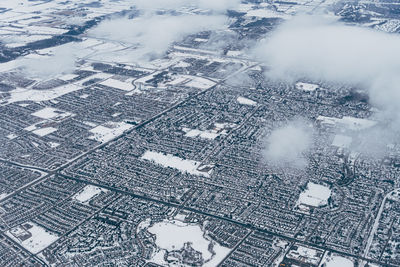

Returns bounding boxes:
[263,119,312,168]
[197,0,241,12]
[17,43,79,79]
[254,15,400,153]
[89,13,228,61]
[134,0,241,13]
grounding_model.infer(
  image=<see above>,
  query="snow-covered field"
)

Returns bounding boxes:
[297,182,331,207]
[237,96,257,106]
[141,150,212,177]
[72,185,108,203]
[183,128,220,139]
[319,253,354,267]
[295,82,319,91]
[6,133,17,140]
[100,78,135,91]
[0,192,9,201]
[31,107,73,120]
[7,84,81,104]
[88,121,133,143]
[32,127,57,137]
[183,122,236,140]
[185,76,216,89]
[286,245,322,265]
[7,222,59,254]
[317,116,376,131]
[147,219,230,266]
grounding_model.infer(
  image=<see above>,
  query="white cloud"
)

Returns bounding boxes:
[197,0,242,12]
[133,0,241,13]
[263,119,313,168]
[17,42,79,79]
[133,0,188,11]
[89,14,228,61]
[254,15,400,153]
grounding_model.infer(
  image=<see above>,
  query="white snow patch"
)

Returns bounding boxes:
[183,122,235,140]
[141,150,212,177]
[31,107,72,120]
[6,134,17,140]
[48,142,59,148]
[237,96,257,106]
[73,185,108,203]
[317,116,376,131]
[183,128,220,140]
[194,38,208,42]
[319,253,354,267]
[88,121,133,143]
[79,94,89,99]
[297,182,331,207]
[24,124,38,132]
[166,76,191,86]
[32,127,57,137]
[185,77,215,89]
[286,245,323,265]
[59,73,79,81]
[100,78,134,91]
[147,219,230,266]
[0,192,9,200]
[7,222,59,254]
[296,82,319,91]
[8,84,80,104]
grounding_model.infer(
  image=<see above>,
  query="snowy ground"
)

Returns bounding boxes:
[31,107,73,120]
[317,116,376,131]
[184,76,216,89]
[183,122,233,140]
[319,252,354,267]
[6,133,17,140]
[7,222,59,254]
[183,128,220,140]
[32,127,57,137]
[0,192,9,201]
[7,84,81,104]
[286,245,323,265]
[100,78,135,91]
[182,122,236,140]
[147,219,231,266]
[237,96,257,106]
[141,150,212,177]
[72,185,108,204]
[88,121,133,143]
[297,182,331,207]
[295,82,319,91]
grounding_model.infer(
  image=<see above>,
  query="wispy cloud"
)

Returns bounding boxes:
[17,42,80,79]
[263,119,313,169]
[254,15,400,154]
[89,13,229,61]
[133,0,241,13]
